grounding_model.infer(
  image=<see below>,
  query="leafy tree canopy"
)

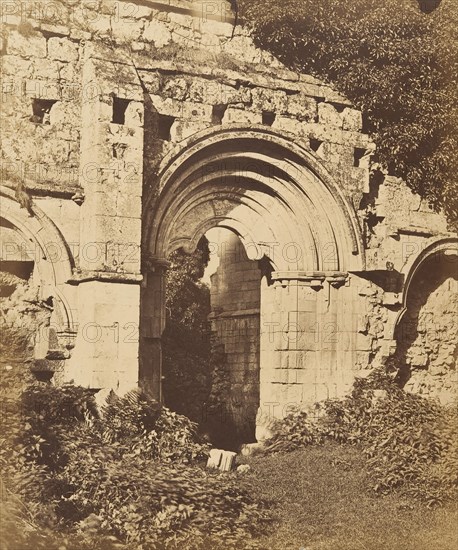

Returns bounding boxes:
[239,0,458,226]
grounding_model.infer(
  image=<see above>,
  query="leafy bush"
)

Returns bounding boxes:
[265,370,458,506]
[239,0,458,226]
[102,390,210,463]
[1,382,270,549]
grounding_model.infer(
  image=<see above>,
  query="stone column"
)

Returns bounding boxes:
[65,47,144,396]
[139,257,169,401]
[256,271,352,441]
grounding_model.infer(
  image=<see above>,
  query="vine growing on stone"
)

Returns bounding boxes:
[239,0,458,227]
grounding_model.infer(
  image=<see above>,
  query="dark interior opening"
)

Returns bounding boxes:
[0,261,34,281]
[354,147,366,167]
[157,114,175,140]
[30,99,57,124]
[262,111,276,126]
[417,0,441,13]
[212,104,228,125]
[112,97,131,125]
[310,138,323,152]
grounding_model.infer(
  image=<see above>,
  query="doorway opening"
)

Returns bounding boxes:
[162,228,262,450]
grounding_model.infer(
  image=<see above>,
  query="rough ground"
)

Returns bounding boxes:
[239,445,458,550]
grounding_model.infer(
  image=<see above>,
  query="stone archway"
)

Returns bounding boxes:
[0,186,77,378]
[141,126,364,440]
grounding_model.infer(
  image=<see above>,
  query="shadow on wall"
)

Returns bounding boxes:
[394,254,458,400]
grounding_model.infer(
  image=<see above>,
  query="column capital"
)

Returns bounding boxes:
[142,254,171,273]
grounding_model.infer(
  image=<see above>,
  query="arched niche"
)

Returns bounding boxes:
[394,237,458,334]
[392,237,458,403]
[0,186,77,357]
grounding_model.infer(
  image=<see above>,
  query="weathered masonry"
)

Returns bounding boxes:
[1,0,456,440]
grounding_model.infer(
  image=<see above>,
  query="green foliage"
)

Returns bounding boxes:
[265,371,458,506]
[102,390,210,463]
[101,389,161,444]
[1,382,269,549]
[162,238,212,422]
[239,0,458,226]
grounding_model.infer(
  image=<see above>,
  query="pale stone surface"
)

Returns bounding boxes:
[318,102,343,127]
[47,37,79,63]
[7,30,47,58]
[207,449,238,472]
[0,0,455,441]
[209,233,261,440]
[143,20,172,47]
[206,448,223,469]
[222,107,262,124]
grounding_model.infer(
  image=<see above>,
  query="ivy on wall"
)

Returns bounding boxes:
[239,0,458,227]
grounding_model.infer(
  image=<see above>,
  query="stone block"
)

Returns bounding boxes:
[356,333,373,352]
[124,101,144,127]
[286,93,317,121]
[206,448,223,469]
[149,95,184,118]
[38,138,73,165]
[48,37,79,62]
[162,77,189,100]
[7,30,47,58]
[143,20,172,47]
[1,55,33,79]
[169,12,194,29]
[23,79,61,100]
[342,107,363,131]
[39,22,70,36]
[204,18,234,37]
[318,102,343,128]
[110,18,144,42]
[139,71,162,94]
[219,451,237,472]
[270,382,303,405]
[170,121,208,141]
[222,107,262,124]
[222,36,263,65]
[271,116,307,137]
[199,32,221,49]
[31,58,60,80]
[251,88,288,114]
[181,101,213,122]
[88,14,112,37]
[92,190,141,219]
[122,4,153,19]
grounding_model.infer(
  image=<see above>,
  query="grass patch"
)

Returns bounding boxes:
[263,371,458,506]
[240,444,458,550]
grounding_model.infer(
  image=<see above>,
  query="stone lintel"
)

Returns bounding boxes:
[3,181,83,200]
[272,271,348,288]
[389,225,439,238]
[208,308,260,320]
[68,270,143,285]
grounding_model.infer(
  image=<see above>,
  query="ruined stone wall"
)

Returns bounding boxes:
[395,255,457,404]
[0,0,456,415]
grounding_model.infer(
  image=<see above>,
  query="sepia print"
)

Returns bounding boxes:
[0,0,457,548]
